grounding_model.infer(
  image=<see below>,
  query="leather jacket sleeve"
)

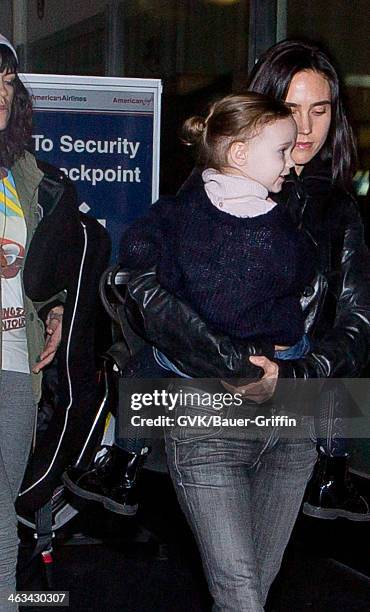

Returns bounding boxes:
[126,195,370,380]
[279,197,370,379]
[126,268,275,378]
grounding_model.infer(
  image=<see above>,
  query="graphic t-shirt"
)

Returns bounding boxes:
[0,170,29,373]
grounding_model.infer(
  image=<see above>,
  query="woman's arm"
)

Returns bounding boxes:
[126,267,275,378]
[279,196,370,379]
[126,197,370,381]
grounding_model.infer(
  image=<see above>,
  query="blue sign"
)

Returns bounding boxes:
[21,75,162,261]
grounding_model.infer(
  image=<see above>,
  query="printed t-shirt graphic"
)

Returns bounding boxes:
[0,170,29,372]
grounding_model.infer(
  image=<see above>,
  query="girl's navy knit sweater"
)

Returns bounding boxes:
[120,184,315,345]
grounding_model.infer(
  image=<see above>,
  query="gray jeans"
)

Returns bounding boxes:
[0,371,35,611]
[165,392,317,612]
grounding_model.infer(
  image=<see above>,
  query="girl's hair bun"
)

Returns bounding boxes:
[182,115,207,146]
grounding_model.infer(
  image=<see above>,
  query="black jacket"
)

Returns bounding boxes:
[125,158,370,379]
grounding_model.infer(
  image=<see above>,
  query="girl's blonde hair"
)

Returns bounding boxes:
[182,92,292,170]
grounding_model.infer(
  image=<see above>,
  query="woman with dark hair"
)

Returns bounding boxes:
[0,35,65,608]
[0,41,32,169]
[246,39,368,522]
[0,33,110,609]
[66,39,370,611]
[122,39,369,607]
[248,39,356,188]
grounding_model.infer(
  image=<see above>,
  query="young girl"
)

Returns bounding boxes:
[64,92,315,517]
[122,92,313,358]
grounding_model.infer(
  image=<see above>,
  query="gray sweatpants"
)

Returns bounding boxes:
[0,371,35,611]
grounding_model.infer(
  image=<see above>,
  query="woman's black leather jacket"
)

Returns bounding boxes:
[124,157,370,379]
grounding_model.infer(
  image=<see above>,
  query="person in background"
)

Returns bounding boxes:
[0,33,111,609]
[0,35,64,610]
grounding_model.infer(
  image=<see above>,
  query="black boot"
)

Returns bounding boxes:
[63,445,150,516]
[303,453,370,521]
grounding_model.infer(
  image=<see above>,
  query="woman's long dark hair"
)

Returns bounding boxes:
[248,39,357,189]
[0,44,32,168]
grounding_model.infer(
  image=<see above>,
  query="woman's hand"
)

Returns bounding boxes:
[221,355,279,404]
[32,305,63,373]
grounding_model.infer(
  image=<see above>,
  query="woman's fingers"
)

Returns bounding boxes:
[249,355,278,376]
[221,356,279,404]
[32,306,64,373]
